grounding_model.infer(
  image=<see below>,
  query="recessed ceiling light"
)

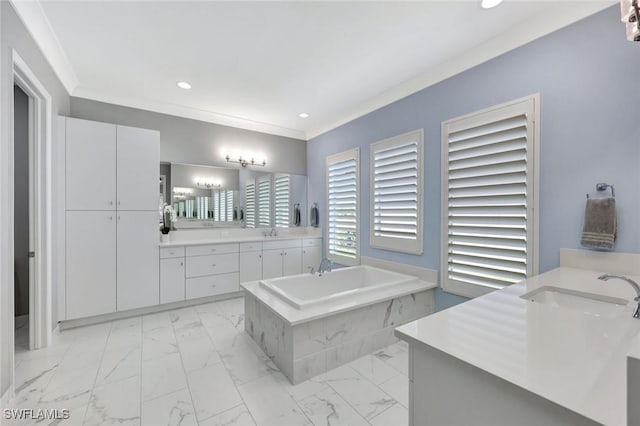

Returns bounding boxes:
[299,113,310,118]
[481,0,503,9]
[177,81,191,90]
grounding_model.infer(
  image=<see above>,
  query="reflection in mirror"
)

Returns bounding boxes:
[160,162,308,229]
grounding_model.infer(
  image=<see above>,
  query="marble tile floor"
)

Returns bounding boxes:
[6,297,410,426]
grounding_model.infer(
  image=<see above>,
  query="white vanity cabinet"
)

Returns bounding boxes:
[302,238,322,272]
[240,242,263,283]
[262,239,303,279]
[184,243,240,299]
[160,258,185,304]
[63,116,160,320]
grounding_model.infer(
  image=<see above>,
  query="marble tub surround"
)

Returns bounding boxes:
[245,288,434,384]
[242,270,436,326]
[396,266,640,426]
[159,226,321,247]
[7,296,410,426]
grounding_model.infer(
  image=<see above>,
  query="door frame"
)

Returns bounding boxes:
[11,49,53,354]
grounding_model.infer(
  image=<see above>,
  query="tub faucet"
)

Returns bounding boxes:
[598,273,640,319]
[270,228,278,237]
[318,258,333,275]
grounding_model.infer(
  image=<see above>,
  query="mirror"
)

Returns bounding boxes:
[160,162,307,229]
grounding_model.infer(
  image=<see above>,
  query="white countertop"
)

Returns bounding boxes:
[159,233,321,248]
[242,276,437,326]
[395,267,640,426]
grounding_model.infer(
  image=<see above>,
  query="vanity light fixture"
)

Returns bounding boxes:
[299,113,310,118]
[177,81,192,89]
[195,179,221,189]
[480,0,503,9]
[225,154,267,168]
[621,0,640,41]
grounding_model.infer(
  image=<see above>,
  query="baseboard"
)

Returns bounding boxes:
[560,248,640,275]
[361,256,438,285]
[59,291,243,330]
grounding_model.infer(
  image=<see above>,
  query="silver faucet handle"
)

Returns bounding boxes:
[307,266,315,274]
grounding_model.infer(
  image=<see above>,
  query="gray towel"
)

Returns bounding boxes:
[581,197,617,250]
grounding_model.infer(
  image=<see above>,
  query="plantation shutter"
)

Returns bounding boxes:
[258,177,271,227]
[275,174,290,228]
[219,191,227,221]
[226,190,234,222]
[327,148,360,266]
[443,97,537,298]
[370,130,423,254]
[245,182,256,228]
[213,191,220,221]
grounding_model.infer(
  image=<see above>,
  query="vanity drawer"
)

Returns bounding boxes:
[186,243,239,257]
[302,238,321,247]
[186,272,239,299]
[160,246,185,259]
[240,241,263,252]
[186,253,239,278]
[263,239,302,250]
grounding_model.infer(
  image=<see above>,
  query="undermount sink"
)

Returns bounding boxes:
[520,286,629,317]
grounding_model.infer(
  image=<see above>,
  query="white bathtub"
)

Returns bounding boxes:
[259,265,419,309]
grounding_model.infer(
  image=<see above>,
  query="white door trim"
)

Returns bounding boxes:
[12,49,53,352]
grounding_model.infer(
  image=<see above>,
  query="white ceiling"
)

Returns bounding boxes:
[16,1,614,139]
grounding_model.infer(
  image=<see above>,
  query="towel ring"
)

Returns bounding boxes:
[586,183,615,199]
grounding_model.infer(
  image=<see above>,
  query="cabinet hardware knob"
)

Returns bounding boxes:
[109,216,113,220]
[118,201,121,205]
[211,248,216,251]
[259,255,262,258]
[109,201,113,205]
[212,264,217,267]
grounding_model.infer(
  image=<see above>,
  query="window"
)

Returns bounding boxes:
[245,181,256,228]
[370,129,423,254]
[326,148,360,266]
[442,95,539,298]
[274,174,290,228]
[258,176,271,227]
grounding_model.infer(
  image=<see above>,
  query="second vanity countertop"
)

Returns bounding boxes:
[395,267,640,426]
[158,232,322,248]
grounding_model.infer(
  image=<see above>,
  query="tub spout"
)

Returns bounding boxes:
[318,258,333,275]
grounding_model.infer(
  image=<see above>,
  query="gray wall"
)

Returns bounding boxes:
[307,6,640,312]
[13,85,29,317]
[70,98,307,175]
[1,1,70,398]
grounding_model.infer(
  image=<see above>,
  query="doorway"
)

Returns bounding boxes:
[13,85,30,354]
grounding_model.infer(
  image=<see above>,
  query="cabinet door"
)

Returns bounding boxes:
[160,258,185,304]
[117,211,160,311]
[302,246,322,273]
[283,247,302,277]
[116,125,160,211]
[66,118,116,210]
[66,211,116,319]
[262,249,283,279]
[240,251,262,283]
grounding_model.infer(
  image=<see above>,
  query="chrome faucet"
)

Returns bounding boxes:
[598,273,640,319]
[269,228,278,237]
[318,258,333,275]
[307,266,315,275]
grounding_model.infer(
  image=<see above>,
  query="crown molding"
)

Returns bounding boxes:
[71,86,307,140]
[9,0,79,94]
[306,1,615,140]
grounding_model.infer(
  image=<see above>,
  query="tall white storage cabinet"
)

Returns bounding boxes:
[66,211,116,319]
[64,117,160,320]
